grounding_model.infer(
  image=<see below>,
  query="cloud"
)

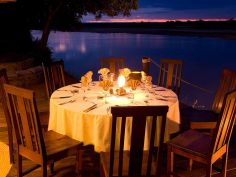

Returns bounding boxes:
[138,0,236,10]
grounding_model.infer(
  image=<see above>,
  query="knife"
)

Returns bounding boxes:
[83,104,97,112]
[51,96,72,99]
[72,85,81,88]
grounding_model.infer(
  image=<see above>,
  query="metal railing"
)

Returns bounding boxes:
[143,57,214,95]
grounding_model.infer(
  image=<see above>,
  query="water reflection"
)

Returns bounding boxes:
[32,30,236,108]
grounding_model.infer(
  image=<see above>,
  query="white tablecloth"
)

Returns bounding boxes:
[48,82,180,152]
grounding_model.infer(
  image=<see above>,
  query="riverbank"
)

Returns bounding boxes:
[74,21,236,39]
[80,27,236,39]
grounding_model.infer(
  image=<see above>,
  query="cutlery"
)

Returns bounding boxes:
[83,104,97,112]
[52,96,72,99]
[154,89,167,91]
[59,99,76,105]
[97,96,104,99]
[72,85,81,88]
[155,98,168,101]
[154,93,176,98]
[57,89,79,94]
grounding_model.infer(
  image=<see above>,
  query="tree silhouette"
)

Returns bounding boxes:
[18,0,138,48]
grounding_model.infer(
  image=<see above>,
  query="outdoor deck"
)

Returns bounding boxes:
[1,75,236,177]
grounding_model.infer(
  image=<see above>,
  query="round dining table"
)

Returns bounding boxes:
[48,82,180,152]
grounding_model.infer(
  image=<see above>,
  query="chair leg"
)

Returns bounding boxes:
[7,118,14,163]
[206,164,212,177]
[221,150,228,177]
[17,154,22,177]
[76,148,83,176]
[50,162,54,174]
[167,145,174,177]
[189,159,193,172]
[42,162,47,177]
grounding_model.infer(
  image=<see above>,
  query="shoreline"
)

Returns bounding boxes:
[78,27,236,40]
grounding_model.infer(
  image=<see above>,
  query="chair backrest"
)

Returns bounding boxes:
[110,106,168,177]
[210,89,236,155]
[100,57,125,78]
[212,68,236,113]
[4,84,46,162]
[42,60,66,99]
[0,69,14,163]
[0,68,8,102]
[157,59,183,97]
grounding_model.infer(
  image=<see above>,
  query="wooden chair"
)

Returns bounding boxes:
[188,68,236,130]
[167,89,236,177]
[0,68,14,163]
[100,106,169,177]
[4,84,83,176]
[42,60,66,99]
[100,57,125,78]
[157,59,183,97]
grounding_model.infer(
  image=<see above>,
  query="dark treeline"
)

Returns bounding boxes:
[79,20,236,31]
[0,2,33,55]
[75,20,236,39]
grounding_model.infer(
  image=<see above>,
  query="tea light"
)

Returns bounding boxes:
[118,75,125,87]
[117,75,126,95]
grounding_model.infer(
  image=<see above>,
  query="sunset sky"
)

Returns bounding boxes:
[83,0,236,22]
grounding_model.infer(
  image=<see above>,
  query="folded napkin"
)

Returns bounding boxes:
[146,75,152,84]
[85,71,93,82]
[98,68,110,80]
[80,76,88,87]
[119,68,131,78]
[80,71,93,87]
[127,79,140,90]
[99,80,113,91]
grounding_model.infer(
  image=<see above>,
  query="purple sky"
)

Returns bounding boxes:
[83,0,236,22]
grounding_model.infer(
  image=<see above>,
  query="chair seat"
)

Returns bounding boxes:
[44,130,82,159]
[168,129,212,158]
[100,151,157,177]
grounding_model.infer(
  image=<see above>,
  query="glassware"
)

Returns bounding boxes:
[108,73,114,82]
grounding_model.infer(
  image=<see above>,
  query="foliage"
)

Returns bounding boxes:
[30,40,52,65]
[17,0,138,30]
[16,0,138,51]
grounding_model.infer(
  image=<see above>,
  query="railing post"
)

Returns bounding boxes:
[142,57,151,75]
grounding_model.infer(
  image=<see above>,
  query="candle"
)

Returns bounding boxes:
[118,75,125,87]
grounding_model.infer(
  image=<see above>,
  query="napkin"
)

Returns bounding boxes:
[85,71,93,82]
[98,68,110,80]
[146,75,152,83]
[99,80,113,91]
[119,68,131,78]
[80,76,88,87]
[128,79,140,90]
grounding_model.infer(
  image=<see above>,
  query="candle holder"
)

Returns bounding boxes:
[116,87,127,96]
[116,75,127,96]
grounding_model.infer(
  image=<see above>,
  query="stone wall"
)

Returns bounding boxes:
[0,58,44,86]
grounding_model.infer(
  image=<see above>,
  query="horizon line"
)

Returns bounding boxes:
[84,18,235,23]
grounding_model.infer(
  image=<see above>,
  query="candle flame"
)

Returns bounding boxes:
[118,75,125,87]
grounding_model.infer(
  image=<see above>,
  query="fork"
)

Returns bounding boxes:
[59,99,76,105]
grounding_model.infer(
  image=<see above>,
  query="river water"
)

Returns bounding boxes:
[32,30,236,109]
